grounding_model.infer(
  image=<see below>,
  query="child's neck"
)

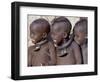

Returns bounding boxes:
[81,39,87,48]
[36,39,47,46]
[32,38,48,51]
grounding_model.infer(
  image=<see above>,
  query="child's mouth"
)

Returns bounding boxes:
[53,40,57,43]
[32,39,36,44]
[53,40,58,47]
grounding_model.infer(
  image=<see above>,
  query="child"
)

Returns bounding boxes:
[28,18,56,66]
[51,17,82,65]
[74,19,88,64]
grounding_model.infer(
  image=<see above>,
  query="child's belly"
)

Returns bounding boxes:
[56,53,76,65]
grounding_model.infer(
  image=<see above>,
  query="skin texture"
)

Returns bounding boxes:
[28,18,56,66]
[28,41,56,66]
[51,17,82,65]
[56,41,82,65]
[74,19,88,64]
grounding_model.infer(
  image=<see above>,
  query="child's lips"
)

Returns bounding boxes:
[54,44,57,47]
[53,40,57,44]
[32,39,35,42]
[53,40,57,43]
[31,40,36,45]
[53,40,58,47]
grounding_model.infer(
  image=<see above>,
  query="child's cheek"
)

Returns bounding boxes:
[31,35,40,43]
[56,35,63,44]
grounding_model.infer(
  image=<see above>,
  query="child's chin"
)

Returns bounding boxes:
[32,40,38,44]
[54,43,58,47]
[75,40,80,45]
[53,42,61,47]
[76,41,81,45]
[32,41,36,44]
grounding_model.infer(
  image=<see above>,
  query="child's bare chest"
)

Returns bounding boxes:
[31,44,51,66]
[56,47,76,65]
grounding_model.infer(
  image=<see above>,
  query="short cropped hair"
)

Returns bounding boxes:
[51,16,72,34]
[74,19,87,34]
[30,18,50,34]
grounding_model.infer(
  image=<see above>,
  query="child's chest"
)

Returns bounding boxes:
[56,47,76,65]
[31,44,51,66]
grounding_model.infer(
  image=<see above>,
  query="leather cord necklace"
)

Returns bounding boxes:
[56,34,74,57]
[32,39,48,51]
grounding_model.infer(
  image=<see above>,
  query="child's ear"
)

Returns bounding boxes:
[43,33,47,38]
[63,32,67,38]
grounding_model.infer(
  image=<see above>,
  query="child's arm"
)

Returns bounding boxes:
[72,41,82,64]
[48,42,57,65]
